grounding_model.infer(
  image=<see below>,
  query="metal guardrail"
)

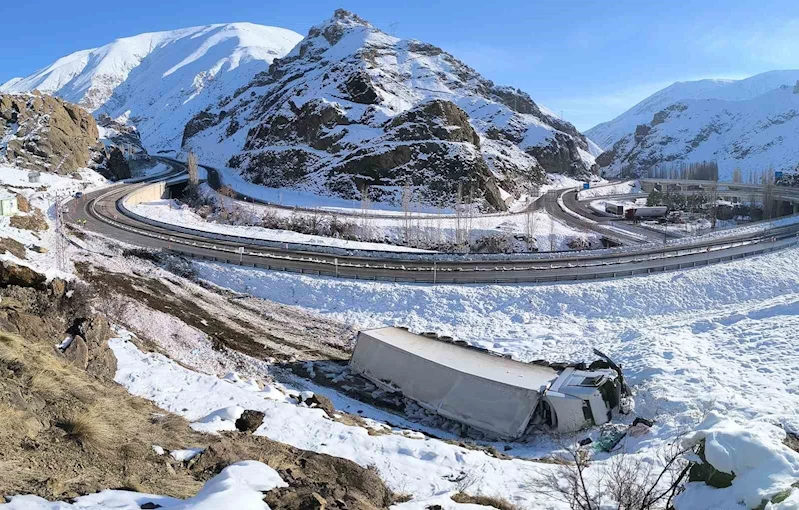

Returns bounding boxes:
[82,184,799,284]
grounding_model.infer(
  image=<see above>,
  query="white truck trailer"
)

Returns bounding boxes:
[350,327,628,439]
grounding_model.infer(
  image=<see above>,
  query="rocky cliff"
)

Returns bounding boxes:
[0,92,100,174]
[183,10,600,211]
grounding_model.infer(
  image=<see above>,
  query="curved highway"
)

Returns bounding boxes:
[64,162,799,284]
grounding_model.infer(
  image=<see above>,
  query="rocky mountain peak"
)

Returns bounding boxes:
[182,10,600,211]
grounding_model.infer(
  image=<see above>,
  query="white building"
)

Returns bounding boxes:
[0,192,18,216]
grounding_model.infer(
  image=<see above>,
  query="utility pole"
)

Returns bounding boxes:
[388,22,399,36]
[54,194,66,272]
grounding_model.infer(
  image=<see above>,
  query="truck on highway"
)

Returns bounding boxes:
[605,202,625,216]
[624,206,667,220]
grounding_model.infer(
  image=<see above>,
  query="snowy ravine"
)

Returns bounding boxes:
[194,246,799,436]
[1,23,302,155]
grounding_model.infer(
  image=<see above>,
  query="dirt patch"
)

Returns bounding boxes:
[191,436,393,510]
[9,209,48,232]
[451,492,518,510]
[75,261,351,363]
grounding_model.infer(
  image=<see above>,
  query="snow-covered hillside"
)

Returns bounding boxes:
[184,10,601,212]
[1,23,303,154]
[595,84,799,179]
[586,70,799,150]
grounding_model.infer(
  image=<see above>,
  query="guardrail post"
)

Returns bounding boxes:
[335,258,339,277]
[433,261,437,284]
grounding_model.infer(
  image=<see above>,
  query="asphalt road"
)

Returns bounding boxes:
[64,167,799,284]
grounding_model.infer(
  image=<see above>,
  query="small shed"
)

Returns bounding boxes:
[0,192,18,216]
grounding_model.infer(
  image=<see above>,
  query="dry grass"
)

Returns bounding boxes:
[451,492,519,510]
[57,410,114,452]
[0,332,23,363]
[0,403,29,438]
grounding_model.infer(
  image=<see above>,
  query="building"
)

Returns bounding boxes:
[350,327,627,439]
[0,192,18,216]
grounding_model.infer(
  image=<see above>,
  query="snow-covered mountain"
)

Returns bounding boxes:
[1,23,303,154]
[595,83,799,179]
[586,70,799,150]
[184,10,600,211]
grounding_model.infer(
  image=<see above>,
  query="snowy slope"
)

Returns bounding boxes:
[596,85,799,179]
[586,70,799,150]
[184,10,600,212]
[3,23,303,154]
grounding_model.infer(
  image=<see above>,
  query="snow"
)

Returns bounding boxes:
[0,461,286,509]
[5,23,303,155]
[193,245,799,437]
[170,447,205,461]
[602,86,799,179]
[675,413,799,510]
[184,11,597,210]
[586,70,799,149]
[0,164,108,277]
[577,180,641,200]
[128,199,437,253]
[109,333,553,508]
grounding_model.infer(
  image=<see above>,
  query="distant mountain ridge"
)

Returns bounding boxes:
[183,10,600,211]
[586,70,799,150]
[587,71,799,180]
[1,23,303,155]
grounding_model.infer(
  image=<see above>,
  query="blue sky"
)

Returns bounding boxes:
[3,0,799,131]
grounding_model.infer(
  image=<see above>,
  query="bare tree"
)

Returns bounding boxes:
[401,180,412,245]
[530,439,694,510]
[761,168,778,220]
[708,178,719,229]
[731,168,743,184]
[359,183,372,239]
[187,151,199,185]
[525,206,537,252]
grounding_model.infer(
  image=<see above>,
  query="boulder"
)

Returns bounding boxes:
[0,237,27,259]
[63,335,89,370]
[235,409,265,433]
[80,316,117,380]
[304,394,335,417]
[0,261,47,289]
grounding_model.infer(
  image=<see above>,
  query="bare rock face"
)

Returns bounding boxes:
[184,9,598,212]
[63,335,90,370]
[0,93,99,174]
[0,261,47,289]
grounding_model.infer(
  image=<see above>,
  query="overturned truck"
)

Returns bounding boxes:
[350,327,629,439]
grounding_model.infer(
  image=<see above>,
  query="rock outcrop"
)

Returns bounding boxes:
[0,93,100,174]
[184,10,600,211]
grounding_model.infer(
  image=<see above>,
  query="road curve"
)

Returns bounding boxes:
[64,164,799,284]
